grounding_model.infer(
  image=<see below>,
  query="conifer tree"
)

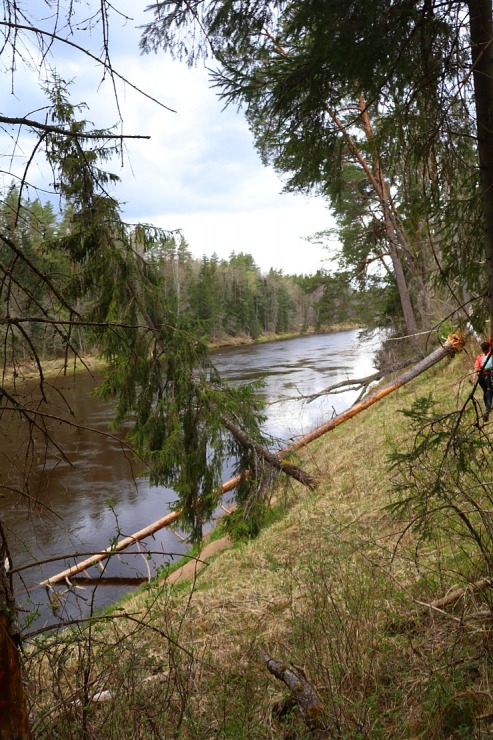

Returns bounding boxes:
[141,0,492,332]
[37,81,269,542]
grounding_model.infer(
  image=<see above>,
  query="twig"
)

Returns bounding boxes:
[430,577,493,610]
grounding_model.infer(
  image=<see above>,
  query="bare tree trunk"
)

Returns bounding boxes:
[0,523,31,739]
[219,414,317,489]
[468,0,493,331]
[39,510,183,587]
[329,107,419,337]
[430,576,493,610]
[216,335,464,491]
[357,93,423,336]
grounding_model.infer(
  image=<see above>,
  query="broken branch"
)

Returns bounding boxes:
[260,648,331,736]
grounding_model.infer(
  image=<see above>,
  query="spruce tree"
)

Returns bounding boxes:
[37,81,268,542]
[141,0,492,332]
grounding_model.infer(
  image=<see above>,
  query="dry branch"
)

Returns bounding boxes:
[219,414,317,489]
[303,353,423,403]
[70,671,170,706]
[260,649,332,736]
[430,577,493,610]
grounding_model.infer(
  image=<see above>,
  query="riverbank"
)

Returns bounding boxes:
[25,337,493,738]
[206,322,363,350]
[4,323,363,383]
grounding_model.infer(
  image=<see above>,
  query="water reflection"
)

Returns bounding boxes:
[0,328,381,630]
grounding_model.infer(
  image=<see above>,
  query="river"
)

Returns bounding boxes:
[0,328,382,632]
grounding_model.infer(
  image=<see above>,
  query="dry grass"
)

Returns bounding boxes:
[26,345,493,738]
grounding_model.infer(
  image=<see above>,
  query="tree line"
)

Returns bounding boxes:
[3,1,493,734]
[0,184,381,365]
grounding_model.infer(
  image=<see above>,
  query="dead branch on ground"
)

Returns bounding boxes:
[260,648,332,737]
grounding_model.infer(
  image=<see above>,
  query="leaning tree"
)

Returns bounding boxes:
[0,3,277,732]
[141,0,493,334]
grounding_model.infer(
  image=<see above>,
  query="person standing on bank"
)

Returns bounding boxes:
[474,341,493,421]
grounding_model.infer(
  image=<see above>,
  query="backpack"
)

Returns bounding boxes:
[479,355,493,384]
[481,353,493,373]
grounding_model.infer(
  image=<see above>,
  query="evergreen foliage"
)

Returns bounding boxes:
[56,84,278,542]
[388,393,493,572]
[141,0,488,333]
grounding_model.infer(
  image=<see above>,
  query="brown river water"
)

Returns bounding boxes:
[0,328,382,633]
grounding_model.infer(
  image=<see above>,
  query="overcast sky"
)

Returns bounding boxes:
[3,1,339,275]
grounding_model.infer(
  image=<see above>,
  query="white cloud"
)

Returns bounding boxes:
[144,200,333,275]
[1,1,339,275]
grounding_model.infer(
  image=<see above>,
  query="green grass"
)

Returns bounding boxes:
[25,345,493,738]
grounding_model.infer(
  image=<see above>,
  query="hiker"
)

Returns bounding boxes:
[474,341,493,420]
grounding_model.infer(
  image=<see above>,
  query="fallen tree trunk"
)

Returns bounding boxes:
[430,577,493,610]
[39,510,182,587]
[130,285,316,490]
[281,333,465,456]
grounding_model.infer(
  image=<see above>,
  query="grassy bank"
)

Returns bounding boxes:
[26,341,493,738]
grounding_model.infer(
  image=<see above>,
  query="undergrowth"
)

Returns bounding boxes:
[23,345,493,738]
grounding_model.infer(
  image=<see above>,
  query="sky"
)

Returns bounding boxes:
[1,1,339,276]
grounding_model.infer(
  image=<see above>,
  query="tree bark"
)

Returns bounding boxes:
[0,523,31,739]
[329,106,419,337]
[219,414,317,490]
[260,649,332,737]
[356,93,421,337]
[468,0,493,331]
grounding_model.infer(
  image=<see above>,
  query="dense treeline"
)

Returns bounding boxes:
[152,236,381,340]
[0,185,381,362]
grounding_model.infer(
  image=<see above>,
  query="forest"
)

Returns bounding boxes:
[2,0,493,737]
[0,186,369,358]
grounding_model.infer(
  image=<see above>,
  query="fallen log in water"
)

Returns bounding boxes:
[281,332,465,455]
[39,472,246,587]
[39,510,182,587]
